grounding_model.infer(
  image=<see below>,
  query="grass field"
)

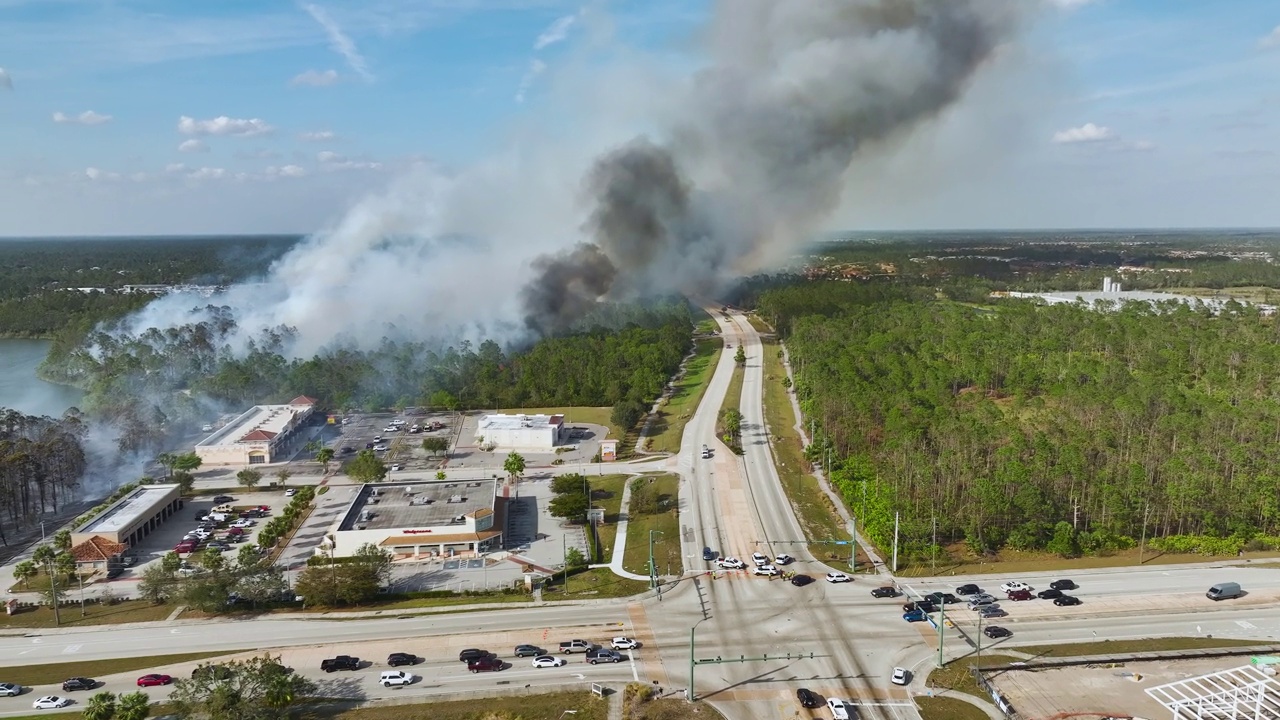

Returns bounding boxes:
[497,406,623,444]
[745,312,774,335]
[621,474,682,578]
[329,691,609,720]
[0,650,237,687]
[758,337,862,569]
[928,653,1018,700]
[915,696,992,720]
[645,339,723,454]
[0,598,178,630]
[544,566,649,600]
[1012,636,1269,659]
[589,474,630,564]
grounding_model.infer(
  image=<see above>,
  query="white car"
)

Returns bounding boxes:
[751,552,769,566]
[284,488,297,497]
[892,667,909,685]
[752,564,779,576]
[775,554,795,566]
[379,670,414,687]
[532,655,567,668]
[828,697,852,720]
[999,581,1031,593]
[33,696,71,710]
[373,444,389,452]
[826,572,851,583]
[383,427,398,433]
[716,557,746,570]
[230,519,255,529]
[610,637,640,650]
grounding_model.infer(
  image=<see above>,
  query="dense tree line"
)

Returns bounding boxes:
[38,300,693,453]
[0,408,87,546]
[762,282,1280,559]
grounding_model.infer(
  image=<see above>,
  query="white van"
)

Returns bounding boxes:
[1206,582,1243,601]
[209,512,230,523]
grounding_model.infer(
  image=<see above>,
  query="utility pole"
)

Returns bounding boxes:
[849,516,857,571]
[976,610,984,668]
[648,530,664,590]
[77,572,86,617]
[932,516,937,574]
[936,600,946,668]
[1138,503,1150,565]
[892,512,900,573]
[562,534,569,594]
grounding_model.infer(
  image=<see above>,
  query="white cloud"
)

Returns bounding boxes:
[187,167,228,180]
[534,14,576,50]
[317,150,342,163]
[178,115,273,137]
[1052,122,1114,144]
[325,160,381,171]
[178,139,209,153]
[515,58,547,104]
[0,67,11,90]
[266,164,307,178]
[291,68,339,86]
[1261,26,1280,49]
[299,130,336,142]
[164,163,187,174]
[84,167,120,181]
[53,110,112,125]
[301,3,372,81]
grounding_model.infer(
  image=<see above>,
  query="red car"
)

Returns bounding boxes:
[136,674,172,687]
[257,505,271,512]
[1007,589,1033,601]
[227,527,245,536]
[174,542,196,554]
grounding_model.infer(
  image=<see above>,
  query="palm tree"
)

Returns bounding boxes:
[115,691,150,720]
[12,560,37,589]
[155,452,177,479]
[81,691,116,720]
[316,447,334,474]
[503,451,526,482]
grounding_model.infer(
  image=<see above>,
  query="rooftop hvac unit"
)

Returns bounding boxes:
[467,482,482,488]
[447,494,464,504]
[452,515,466,523]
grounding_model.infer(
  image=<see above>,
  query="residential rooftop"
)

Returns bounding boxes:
[76,484,180,534]
[338,479,496,532]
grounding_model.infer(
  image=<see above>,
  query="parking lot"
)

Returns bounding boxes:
[327,411,458,473]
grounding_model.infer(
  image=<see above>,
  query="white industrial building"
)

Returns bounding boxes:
[476,413,566,451]
[321,480,501,559]
[998,277,1277,314]
[194,396,319,465]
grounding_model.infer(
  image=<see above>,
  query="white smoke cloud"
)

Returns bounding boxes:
[178,115,274,137]
[514,59,546,104]
[54,110,113,125]
[1052,122,1113,143]
[535,14,577,50]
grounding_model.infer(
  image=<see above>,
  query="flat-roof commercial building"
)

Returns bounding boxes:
[476,413,565,451]
[70,483,182,549]
[323,479,501,559]
[194,396,318,466]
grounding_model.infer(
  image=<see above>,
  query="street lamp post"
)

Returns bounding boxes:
[687,618,708,702]
[936,601,946,668]
[648,530,664,590]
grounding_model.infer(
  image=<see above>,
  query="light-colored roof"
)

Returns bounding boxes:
[76,484,179,535]
[338,479,496,531]
[478,414,564,431]
[70,536,127,563]
[197,402,314,448]
[379,529,503,546]
[1146,664,1280,720]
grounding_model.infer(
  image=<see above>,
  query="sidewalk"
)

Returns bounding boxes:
[598,477,653,582]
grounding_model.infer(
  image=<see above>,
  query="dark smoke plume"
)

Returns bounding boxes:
[521,0,1022,331]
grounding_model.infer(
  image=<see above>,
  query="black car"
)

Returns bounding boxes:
[871,586,898,598]
[1050,579,1078,591]
[1037,588,1063,600]
[927,592,959,605]
[387,653,418,667]
[955,583,981,595]
[106,565,124,579]
[458,648,492,663]
[514,645,546,658]
[320,656,361,672]
[790,574,814,587]
[61,677,96,691]
[211,495,235,504]
[797,688,823,709]
[1054,595,1082,606]
[903,601,937,613]
[702,547,716,561]
[983,626,1012,639]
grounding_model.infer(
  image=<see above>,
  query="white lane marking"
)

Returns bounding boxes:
[630,652,639,682]
[31,639,42,644]
[171,629,181,634]
[852,702,916,707]
[62,644,82,654]
[1236,620,1258,629]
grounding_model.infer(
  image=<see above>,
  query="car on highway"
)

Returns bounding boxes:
[532,656,567,668]
[891,667,910,686]
[558,640,592,654]
[32,696,71,710]
[826,572,851,583]
[903,600,937,613]
[702,547,716,561]
[1006,589,1033,601]
[136,674,171,687]
[321,656,361,672]
[983,626,1013,639]
[1036,588,1063,600]
[796,688,823,709]
[0,682,22,697]
[467,656,504,673]
[459,648,493,662]
[790,574,815,587]
[611,637,641,650]
[60,678,95,692]
[751,552,769,566]
[387,652,419,666]
[752,564,779,576]
[1000,581,1031,593]
[1054,595,1082,606]
[716,557,746,570]
[775,554,795,566]
[903,609,927,622]
[871,586,898,598]
[379,670,415,687]
[979,606,1007,618]
[955,583,981,595]
[1050,579,1078,590]
[513,645,546,658]
[587,649,623,664]
[967,594,997,608]
[926,591,959,605]
[828,697,853,720]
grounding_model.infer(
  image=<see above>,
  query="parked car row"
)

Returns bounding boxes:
[317,636,645,679]
[175,505,270,555]
[2,672,182,710]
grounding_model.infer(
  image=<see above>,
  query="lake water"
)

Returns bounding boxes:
[0,338,85,418]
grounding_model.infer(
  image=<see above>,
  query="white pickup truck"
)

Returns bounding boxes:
[558,639,592,653]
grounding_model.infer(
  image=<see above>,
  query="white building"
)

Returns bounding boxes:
[997,278,1276,314]
[476,413,565,451]
[70,483,183,548]
[194,396,318,466]
[322,480,501,559]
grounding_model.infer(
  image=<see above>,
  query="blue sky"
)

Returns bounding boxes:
[0,0,1278,236]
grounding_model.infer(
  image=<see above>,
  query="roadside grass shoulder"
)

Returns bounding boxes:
[544,566,649,600]
[620,474,682,578]
[327,690,609,720]
[497,406,622,443]
[745,312,774,336]
[896,546,1280,577]
[0,650,236,687]
[928,653,1018,700]
[646,339,722,454]
[0,599,177,630]
[915,695,992,720]
[1011,636,1269,659]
